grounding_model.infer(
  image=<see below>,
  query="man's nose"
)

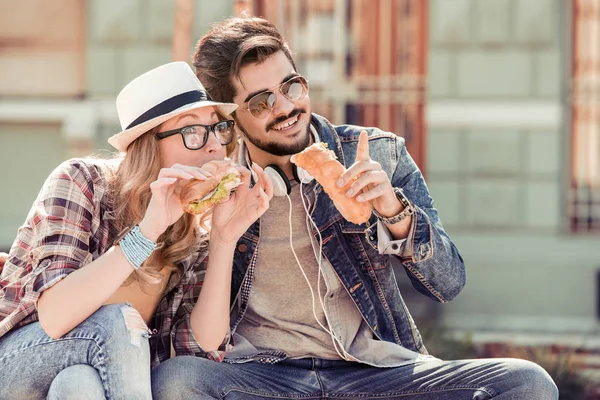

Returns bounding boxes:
[271,90,295,117]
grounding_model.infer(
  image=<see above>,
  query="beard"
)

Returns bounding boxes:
[236,109,311,156]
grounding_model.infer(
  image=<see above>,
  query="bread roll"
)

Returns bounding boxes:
[180,159,241,215]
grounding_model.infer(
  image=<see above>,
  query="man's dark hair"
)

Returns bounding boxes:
[193,17,297,104]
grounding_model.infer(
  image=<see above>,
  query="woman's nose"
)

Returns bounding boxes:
[203,130,222,153]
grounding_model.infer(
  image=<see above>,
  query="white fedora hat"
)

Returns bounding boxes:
[108,61,237,152]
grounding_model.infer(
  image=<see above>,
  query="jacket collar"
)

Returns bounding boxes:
[310,113,345,167]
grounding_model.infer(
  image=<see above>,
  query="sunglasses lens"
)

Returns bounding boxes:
[283,77,307,101]
[249,92,277,119]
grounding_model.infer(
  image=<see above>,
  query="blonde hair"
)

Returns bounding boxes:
[108,112,238,285]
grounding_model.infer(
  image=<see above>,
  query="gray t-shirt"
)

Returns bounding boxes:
[233,180,432,366]
[235,180,342,359]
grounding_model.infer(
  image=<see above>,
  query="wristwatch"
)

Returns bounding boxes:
[372,187,415,224]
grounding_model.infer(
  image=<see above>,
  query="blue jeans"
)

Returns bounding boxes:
[0,304,152,400]
[152,356,558,399]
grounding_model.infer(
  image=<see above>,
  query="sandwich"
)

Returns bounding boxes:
[290,143,372,224]
[179,159,242,215]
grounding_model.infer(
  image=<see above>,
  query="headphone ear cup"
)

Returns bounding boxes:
[264,165,291,197]
[293,165,314,184]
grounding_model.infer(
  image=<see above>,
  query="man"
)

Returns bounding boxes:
[152,17,558,399]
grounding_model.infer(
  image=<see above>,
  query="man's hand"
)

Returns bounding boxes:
[337,130,404,218]
[0,252,8,274]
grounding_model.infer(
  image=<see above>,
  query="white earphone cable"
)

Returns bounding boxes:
[289,185,353,360]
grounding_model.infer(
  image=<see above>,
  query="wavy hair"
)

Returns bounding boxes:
[108,112,238,286]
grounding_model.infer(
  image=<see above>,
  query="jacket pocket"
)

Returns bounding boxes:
[339,218,390,270]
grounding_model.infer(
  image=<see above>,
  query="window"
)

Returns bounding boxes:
[0,0,85,97]
[570,0,600,233]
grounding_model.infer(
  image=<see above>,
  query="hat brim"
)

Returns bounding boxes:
[108,101,238,152]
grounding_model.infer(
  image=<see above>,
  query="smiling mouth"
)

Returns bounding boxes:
[270,114,300,132]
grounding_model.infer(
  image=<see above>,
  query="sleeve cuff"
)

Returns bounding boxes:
[376,219,415,256]
[172,313,230,362]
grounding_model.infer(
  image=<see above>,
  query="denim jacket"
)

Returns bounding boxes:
[229,114,465,358]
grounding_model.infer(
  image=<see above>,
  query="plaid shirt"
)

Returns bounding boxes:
[0,158,227,368]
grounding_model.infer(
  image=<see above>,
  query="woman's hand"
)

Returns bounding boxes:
[210,163,273,245]
[139,164,213,242]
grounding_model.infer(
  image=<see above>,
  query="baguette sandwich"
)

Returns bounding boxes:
[291,143,372,224]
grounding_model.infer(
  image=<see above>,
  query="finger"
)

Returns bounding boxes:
[149,178,178,201]
[337,160,380,188]
[187,168,211,181]
[186,166,213,180]
[355,130,370,162]
[236,165,251,182]
[251,163,273,200]
[346,170,387,198]
[150,177,178,191]
[258,188,270,212]
[217,192,232,204]
[171,163,213,179]
[248,163,265,192]
[157,168,195,181]
[262,169,274,200]
[236,166,252,190]
[355,184,387,202]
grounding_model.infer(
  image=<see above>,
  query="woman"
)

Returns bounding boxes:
[0,62,272,399]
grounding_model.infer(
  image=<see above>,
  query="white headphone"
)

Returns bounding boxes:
[240,126,317,197]
[264,163,314,197]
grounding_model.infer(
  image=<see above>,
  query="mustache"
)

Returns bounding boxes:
[266,108,306,131]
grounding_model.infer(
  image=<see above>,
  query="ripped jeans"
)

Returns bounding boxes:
[0,304,152,400]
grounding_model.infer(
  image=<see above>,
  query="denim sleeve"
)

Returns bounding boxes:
[390,138,466,302]
[171,257,231,362]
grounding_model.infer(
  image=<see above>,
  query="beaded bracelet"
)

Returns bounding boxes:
[119,225,157,270]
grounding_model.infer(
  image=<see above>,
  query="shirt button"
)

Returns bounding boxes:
[391,244,399,251]
[151,329,158,335]
[238,243,248,252]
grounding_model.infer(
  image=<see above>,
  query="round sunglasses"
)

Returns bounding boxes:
[155,120,235,150]
[245,75,309,119]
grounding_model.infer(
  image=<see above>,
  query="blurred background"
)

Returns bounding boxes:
[0,0,598,396]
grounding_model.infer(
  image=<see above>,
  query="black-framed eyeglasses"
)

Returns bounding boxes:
[245,75,309,119]
[155,120,235,150]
